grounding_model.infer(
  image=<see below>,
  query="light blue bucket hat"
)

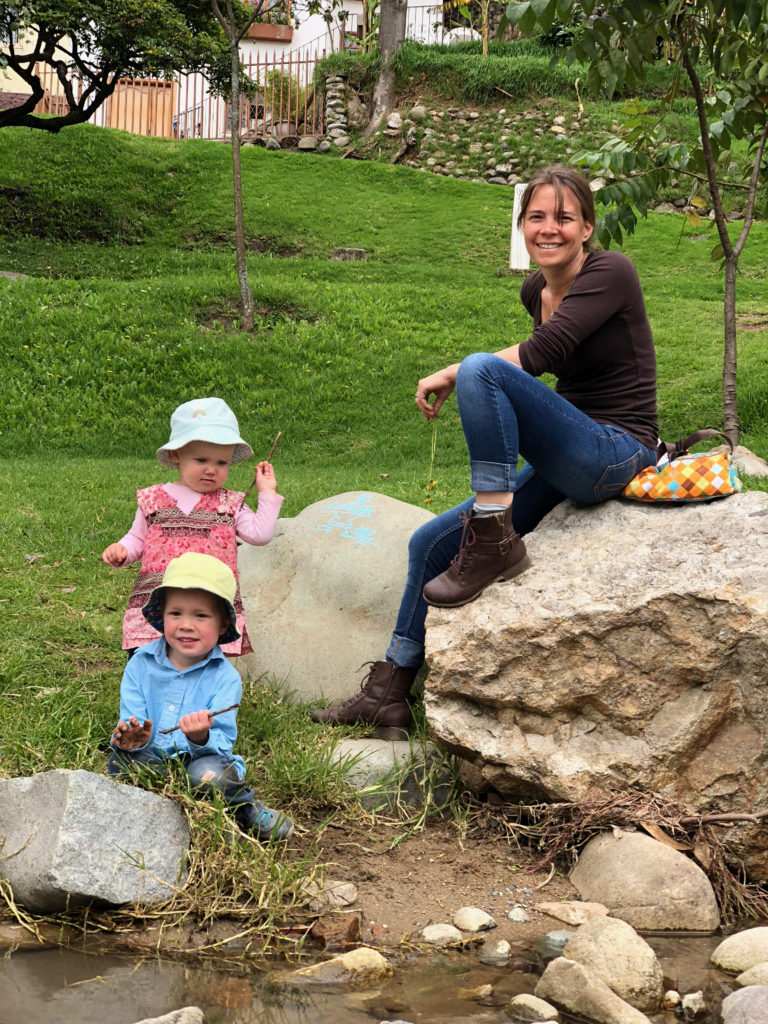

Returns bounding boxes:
[157,397,254,468]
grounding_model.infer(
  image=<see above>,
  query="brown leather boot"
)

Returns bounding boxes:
[310,661,416,737]
[422,506,530,608]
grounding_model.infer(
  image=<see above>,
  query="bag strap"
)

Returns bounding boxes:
[658,429,735,462]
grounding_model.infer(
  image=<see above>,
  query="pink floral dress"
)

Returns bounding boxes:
[122,484,252,655]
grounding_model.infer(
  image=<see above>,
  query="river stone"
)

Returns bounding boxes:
[478,937,511,965]
[421,923,463,945]
[238,492,433,702]
[0,769,189,912]
[131,1011,203,1024]
[539,930,574,959]
[737,962,768,986]
[535,900,609,926]
[454,906,496,932]
[722,986,768,1024]
[570,831,719,931]
[508,992,561,1020]
[331,737,453,810]
[712,928,768,973]
[425,495,768,879]
[535,958,652,1024]
[278,947,393,987]
[562,915,663,1012]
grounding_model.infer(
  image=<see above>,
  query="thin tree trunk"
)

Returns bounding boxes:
[363,0,408,137]
[722,255,739,441]
[229,43,254,332]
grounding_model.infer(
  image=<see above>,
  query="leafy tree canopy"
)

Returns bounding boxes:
[0,0,230,130]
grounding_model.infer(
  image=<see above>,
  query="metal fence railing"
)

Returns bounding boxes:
[33,49,323,141]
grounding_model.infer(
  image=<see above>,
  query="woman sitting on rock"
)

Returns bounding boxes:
[312,164,658,735]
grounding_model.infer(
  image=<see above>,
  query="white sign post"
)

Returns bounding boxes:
[509,182,530,271]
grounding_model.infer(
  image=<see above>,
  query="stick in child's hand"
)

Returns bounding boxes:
[158,703,240,735]
[237,430,282,510]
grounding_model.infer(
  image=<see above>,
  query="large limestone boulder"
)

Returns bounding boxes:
[570,832,719,932]
[424,493,768,875]
[239,491,433,702]
[0,770,189,912]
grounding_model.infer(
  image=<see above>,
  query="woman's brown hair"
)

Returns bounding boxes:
[517,165,596,250]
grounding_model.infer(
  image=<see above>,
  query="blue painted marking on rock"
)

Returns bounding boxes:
[315,493,379,546]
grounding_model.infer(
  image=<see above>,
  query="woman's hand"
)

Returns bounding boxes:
[415,363,460,420]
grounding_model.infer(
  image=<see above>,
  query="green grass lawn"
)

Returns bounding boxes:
[1,121,767,798]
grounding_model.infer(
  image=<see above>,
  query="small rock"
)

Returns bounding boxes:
[453,906,496,932]
[508,906,531,923]
[130,1011,203,1024]
[297,136,319,150]
[310,912,362,952]
[737,962,768,987]
[681,990,706,1017]
[478,938,511,966]
[535,901,608,926]
[409,104,427,122]
[538,930,574,960]
[265,138,281,150]
[386,112,402,130]
[277,947,393,988]
[421,923,463,945]
[508,992,561,1021]
[457,983,493,1001]
[331,134,351,148]
[330,248,367,263]
[317,140,332,153]
[663,990,681,1008]
[304,878,358,913]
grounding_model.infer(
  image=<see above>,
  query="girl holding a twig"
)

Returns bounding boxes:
[102,397,281,657]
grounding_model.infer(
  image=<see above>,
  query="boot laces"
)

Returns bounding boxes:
[331,661,379,712]
[450,511,476,575]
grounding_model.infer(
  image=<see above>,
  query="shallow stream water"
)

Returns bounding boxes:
[0,934,736,1024]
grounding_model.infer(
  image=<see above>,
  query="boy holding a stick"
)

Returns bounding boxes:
[109,551,293,842]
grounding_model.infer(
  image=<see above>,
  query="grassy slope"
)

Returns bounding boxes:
[1,121,766,792]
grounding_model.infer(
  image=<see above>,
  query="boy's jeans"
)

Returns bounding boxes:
[107,748,257,821]
[386,353,657,670]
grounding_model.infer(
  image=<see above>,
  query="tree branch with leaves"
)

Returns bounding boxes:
[502,0,768,442]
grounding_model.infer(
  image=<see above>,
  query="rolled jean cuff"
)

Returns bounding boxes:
[386,633,425,670]
[470,459,516,493]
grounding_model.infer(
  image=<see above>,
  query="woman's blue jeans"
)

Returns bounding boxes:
[386,353,656,669]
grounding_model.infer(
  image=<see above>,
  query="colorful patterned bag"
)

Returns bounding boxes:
[622,429,742,503]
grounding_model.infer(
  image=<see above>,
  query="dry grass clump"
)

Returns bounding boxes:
[469,787,768,925]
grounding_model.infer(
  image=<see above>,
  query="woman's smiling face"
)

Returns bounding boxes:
[522,183,594,271]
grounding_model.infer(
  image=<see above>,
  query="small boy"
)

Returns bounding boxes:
[109,551,292,841]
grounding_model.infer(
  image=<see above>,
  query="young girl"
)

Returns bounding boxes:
[103,397,281,656]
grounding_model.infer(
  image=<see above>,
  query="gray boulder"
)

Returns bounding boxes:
[722,986,768,1024]
[570,832,719,932]
[535,957,652,1023]
[0,769,189,912]
[424,493,768,877]
[562,915,663,1012]
[239,492,433,702]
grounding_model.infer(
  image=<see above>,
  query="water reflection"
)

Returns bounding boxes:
[0,936,738,1024]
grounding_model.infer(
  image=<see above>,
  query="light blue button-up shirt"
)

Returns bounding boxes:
[114,638,245,779]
